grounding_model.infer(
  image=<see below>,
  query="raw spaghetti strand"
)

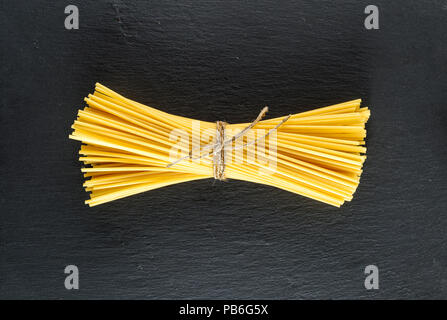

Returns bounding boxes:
[69,83,370,207]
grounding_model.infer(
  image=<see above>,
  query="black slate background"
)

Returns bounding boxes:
[1,0,446,299]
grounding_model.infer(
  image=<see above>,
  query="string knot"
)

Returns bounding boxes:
[213,121,226,180]
[167,107,291,180]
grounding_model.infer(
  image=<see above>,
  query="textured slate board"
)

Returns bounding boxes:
[0,0,446,299]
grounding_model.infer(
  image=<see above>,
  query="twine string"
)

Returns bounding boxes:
[213,121,226,180]
[166,107,291,180]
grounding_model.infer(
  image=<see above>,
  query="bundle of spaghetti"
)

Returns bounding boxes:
[69,83,370,207]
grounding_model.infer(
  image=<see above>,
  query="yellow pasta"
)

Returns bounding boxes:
[69,83,370,207]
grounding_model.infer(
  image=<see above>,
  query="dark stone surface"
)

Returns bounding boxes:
[0,0,446,299]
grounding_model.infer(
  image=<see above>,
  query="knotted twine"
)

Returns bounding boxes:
[167,107,291,180]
